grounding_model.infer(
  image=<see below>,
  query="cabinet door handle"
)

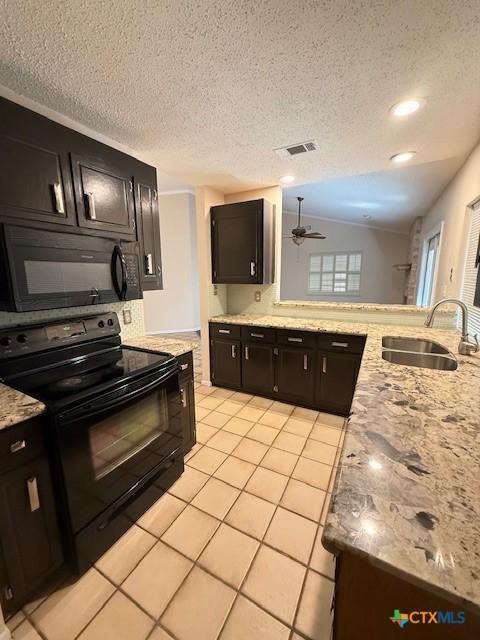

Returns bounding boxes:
[288,337,303,343]
[322,356,327,374]
[250,261,256,276]
[10,440,26,453]
[245,346,249,360]
[251,333,264,338]
[218,329,230,334]
[52,183,65,214]
[180,388,187,408]
[331,342,349,348]
[145,253,154,275]
[303,354,308,370]
[180,363,189,371]
[231,344,236,358]
[27,476,40,512]
[85,192,97,220]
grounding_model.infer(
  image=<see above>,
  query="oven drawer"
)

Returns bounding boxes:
[0,416,46,470]
[210,323,241,339]
[317,333,366,354]
[276,329,316,348]
[241,326,275,343]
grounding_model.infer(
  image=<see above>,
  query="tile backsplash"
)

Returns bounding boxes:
[0,299,145,339]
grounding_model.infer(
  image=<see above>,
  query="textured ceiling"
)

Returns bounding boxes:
[1,0,480,201]
[282,157,465,231]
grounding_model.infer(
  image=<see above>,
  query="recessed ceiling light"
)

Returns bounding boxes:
[390,99,424,117]
[280,175,295,184]
[390,151,416,164]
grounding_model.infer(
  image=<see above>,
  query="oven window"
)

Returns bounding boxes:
[24,260,111,294]
[89,388,169,480]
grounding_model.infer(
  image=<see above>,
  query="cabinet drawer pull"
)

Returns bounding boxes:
[10,440,26,453]
[322,356,327,374]
[85,192,97,220]
[245,346,249,360]
[180,363,189,371]
[180,388,187,408]
[145,253,154,275]
[250,261,256,277]
[250,333,264,338]
[52,183,65,214]
[288,337,303,343]
[27,476,40,512]
[231,344,236,358]
[218,329,230,334]
[303,354,308,370]
[331,342,349,348]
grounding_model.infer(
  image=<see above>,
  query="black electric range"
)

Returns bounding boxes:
[0,312,184,573]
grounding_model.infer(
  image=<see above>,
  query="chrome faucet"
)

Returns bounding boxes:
[425,298,479,355]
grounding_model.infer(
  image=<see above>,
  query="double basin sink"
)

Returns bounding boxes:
[381,336,457,371]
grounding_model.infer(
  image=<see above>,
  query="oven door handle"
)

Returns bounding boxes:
[59,365,178,422]
[111,244,128,301]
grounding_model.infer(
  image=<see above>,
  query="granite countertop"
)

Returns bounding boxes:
[123,335,198,357]
[211,313,480,613]
[0,383,46,431]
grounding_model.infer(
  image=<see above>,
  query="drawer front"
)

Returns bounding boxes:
[241,326,275,343]
[0,416,45,469]
[276,329,316,348]
[177,351,194,379]
[317,333,366,354]
[210,323,241,340]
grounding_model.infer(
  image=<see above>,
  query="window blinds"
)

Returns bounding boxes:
[460,201,480,335]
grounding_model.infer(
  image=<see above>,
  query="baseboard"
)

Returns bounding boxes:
[201,379,212,386]
[146,327,200,335]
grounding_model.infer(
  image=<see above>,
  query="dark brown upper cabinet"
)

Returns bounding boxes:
[134,162,163,290]
[71,152,135,238]
[0,98,75,228]
[211,198,274,284]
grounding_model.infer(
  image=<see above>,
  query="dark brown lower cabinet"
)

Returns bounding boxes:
[209,322,365,416]
[334,551,480,639]
[0,455,63,616]
[242,343,275,395]
[178,351,196,454]
[276,347,315,405]
[211,338,242,388]
[316,351,361,416]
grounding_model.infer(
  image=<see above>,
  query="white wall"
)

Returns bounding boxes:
[143,192,200,333]
[280,212,409,304]
[420,141,480,302]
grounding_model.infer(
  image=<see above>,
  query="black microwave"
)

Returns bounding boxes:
[0,225,142,312]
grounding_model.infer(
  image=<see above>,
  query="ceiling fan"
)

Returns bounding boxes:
[285,197,326,245]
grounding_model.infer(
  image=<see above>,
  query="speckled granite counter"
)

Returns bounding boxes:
[123,335,198,357]
[0,383,45,431]
[211,313,480,613]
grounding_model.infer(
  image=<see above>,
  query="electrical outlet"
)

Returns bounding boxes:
[122,309,132,324]
[254,290,261,302]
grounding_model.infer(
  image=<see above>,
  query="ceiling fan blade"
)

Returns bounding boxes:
[303,232,326,239]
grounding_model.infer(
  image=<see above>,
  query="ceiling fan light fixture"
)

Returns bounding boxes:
[280,175,295,184]
[292,236,305,246]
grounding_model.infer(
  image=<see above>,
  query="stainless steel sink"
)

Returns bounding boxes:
[382,350,458,371]
[382,336,450,354]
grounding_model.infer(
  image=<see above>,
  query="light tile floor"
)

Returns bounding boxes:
[8,333,344,640]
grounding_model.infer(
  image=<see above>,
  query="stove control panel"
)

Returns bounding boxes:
[0,312,121,359]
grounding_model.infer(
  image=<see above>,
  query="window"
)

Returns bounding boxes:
[417,226,442,307]
[308,252,362,294]
[460,201,480,335]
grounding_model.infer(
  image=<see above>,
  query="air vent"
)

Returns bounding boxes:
[274,140,319,158]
